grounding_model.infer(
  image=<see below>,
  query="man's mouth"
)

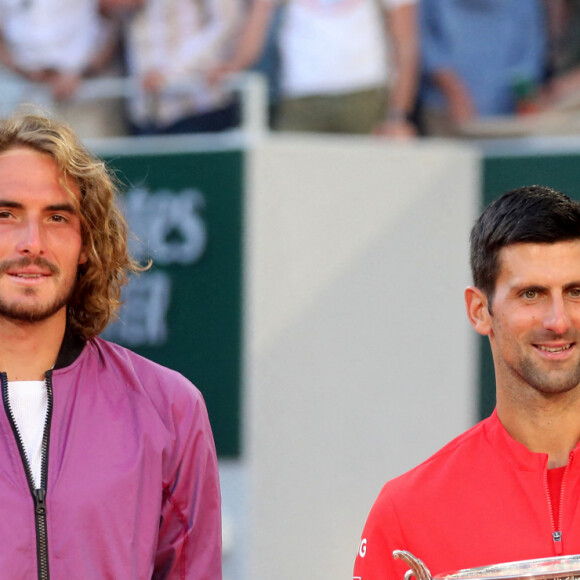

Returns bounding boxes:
[0,257,59,278]
[536,344,574,353]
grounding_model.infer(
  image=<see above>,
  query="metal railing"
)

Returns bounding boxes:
[0,71,269,139]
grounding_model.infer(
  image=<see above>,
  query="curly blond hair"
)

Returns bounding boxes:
[0,112,145,339]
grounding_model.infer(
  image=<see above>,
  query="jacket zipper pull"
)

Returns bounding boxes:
[33,487,50,579]
[34,488,46,515]
[553,531,563,555]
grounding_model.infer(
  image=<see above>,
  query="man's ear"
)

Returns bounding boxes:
[78,247,88,266]
[465,286,492,336]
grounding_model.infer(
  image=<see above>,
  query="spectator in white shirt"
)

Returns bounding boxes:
[209,0,418,137]
[101,0,243,135]
[0,0,122,137]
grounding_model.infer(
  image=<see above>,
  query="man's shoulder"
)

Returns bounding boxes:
[88,336,204,404]
[90,336,180,374]
[380,416,495,501]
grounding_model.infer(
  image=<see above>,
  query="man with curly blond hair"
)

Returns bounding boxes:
[0,113,221,579]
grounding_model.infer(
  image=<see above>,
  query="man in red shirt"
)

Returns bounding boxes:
[354,185,580,580]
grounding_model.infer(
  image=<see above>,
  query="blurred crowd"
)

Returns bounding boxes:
[1,0,580,139]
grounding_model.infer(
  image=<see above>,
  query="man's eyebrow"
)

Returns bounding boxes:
[516,284,547,291]
[513,282,580,293]
[46,203,77,213]
[0,201,78,213]
[0,200,23,208]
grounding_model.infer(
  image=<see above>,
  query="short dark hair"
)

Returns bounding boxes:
[470,185,580,306]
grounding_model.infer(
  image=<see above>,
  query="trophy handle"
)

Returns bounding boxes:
[393,550,433,580]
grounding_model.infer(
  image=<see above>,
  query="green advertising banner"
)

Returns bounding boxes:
[100,148,244,458]
[481,150,580,419]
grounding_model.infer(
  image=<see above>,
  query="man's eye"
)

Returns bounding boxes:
[523,290,538,300]
[50,214,68,223]
[0,211,13,219]
[569,288,580,298]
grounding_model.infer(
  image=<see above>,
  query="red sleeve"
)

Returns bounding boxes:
[353,486,411,580]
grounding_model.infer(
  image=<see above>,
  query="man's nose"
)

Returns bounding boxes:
[15,220,44,256]
[543,296,571,335]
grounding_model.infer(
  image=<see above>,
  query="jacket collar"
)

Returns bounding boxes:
[485,409,580,471]
[53,325,86,370]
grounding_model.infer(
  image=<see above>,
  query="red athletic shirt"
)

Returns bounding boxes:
[353,411,580,580]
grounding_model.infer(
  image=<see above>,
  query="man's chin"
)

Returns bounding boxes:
[0,300,68,324]
[527,373,580,396]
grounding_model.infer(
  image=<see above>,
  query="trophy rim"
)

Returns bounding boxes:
[438,554,580,580]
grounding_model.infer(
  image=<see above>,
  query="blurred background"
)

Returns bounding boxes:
[7,0,580,578]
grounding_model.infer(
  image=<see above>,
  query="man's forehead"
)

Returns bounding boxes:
[496,240,580,280]
[0,146,81,198]
[498,239,580,256]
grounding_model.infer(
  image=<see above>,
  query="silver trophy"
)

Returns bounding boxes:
[393,550,580,580]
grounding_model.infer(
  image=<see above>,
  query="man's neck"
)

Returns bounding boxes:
[0,314,66,381]
[497,389,580,468]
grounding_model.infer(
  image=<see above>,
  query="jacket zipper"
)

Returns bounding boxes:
[544,455,572,556]
[1,371,53,580]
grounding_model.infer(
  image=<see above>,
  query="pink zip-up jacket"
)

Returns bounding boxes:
[354,410,580,580]
[0,331,222,579]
